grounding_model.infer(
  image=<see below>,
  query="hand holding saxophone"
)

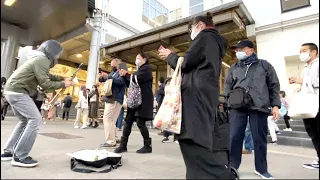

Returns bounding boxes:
[64,79,73,88]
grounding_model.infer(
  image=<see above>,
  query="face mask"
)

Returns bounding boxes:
[236,51,248,61]
[135,59,141,66]
[190,23,200,40]
[112,66,117,72]
[300,52,311,62]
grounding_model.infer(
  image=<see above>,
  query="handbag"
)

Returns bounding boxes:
[288,86,319,119]
[227,62,261,109]
[127,75,142,109]
[102,79,113,97]
[153,57,183,134]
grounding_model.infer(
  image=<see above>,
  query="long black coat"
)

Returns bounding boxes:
[167,28,227,151]
[124,63,154,120]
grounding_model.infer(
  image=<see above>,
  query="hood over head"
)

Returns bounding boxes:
[36,40,63,68]
[201,28,227,59]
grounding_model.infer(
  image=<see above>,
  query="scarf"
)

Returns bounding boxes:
[239,53,259,65]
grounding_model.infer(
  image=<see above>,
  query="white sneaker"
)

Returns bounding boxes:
[80,126,87,129]
[283,128,292,131]
[74,126,80,129]
[174,140,179,144]
[43,122,46,125]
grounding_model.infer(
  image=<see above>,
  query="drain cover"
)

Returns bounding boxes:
[39,133,83,139]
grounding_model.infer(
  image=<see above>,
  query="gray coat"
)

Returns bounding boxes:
[224,60,281,113]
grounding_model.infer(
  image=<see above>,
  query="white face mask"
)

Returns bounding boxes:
[190,23,200,40]
[236,51,248,61]
[135,59,141,66]
[300,52,311,62]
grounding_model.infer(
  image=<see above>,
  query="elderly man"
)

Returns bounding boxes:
[99,59,127,148]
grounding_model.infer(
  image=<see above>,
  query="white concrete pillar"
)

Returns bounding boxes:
[86,12,102,88]
[1,26,20,78]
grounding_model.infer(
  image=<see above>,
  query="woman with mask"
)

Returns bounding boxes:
[159,13,234,179]
[1,40,73,167]
[115,53,153,154]
[88,85,100,128]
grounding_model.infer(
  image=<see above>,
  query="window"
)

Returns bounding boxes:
[280,0,311,13]
[189,0,204,16]
[142,0,169,27]
[170,8,182,22]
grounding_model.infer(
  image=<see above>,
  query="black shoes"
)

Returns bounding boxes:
[136,138,152,154]
[11,156,39,168]
[114,137,128,153]
[1,150,13,161]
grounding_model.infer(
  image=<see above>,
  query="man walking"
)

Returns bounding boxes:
[224,40,280,179]
[289,43,319,170]
[99,59,126,148]
[0,40,73,167]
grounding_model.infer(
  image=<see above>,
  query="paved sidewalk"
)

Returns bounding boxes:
[1,117,319,179]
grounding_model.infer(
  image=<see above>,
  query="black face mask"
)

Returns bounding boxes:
[112,66,117,72]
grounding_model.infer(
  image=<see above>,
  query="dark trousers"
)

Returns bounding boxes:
[62,111,69,120]
[179,139,232,179]
[1,104,9,120]
[303,112,319,160]
[163,131,177,140]
[34,101,43,112]
[229,109,268,174]
[116,108,124,129]
[284,113,291,128]
[122,109,150,140]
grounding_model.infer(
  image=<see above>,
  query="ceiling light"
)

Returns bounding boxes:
[128,67,133,71]
[4,0,16,6]
[76,54,83,58]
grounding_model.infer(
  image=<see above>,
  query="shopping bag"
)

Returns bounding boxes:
[288,92,319,119]
[127,75,142,109]
[153,57,183,134]
[102,79,113,97]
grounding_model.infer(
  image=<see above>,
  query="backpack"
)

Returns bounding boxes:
[64,97,73,108]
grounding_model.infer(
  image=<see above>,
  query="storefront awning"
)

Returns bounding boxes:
[100,0,254,71]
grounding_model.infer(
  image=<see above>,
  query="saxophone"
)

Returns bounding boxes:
[49,63,83,106]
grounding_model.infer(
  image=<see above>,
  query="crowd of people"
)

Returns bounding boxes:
[0,12,319,179]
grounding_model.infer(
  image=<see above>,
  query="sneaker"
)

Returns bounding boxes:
[43,121,46,125]
[1,150,13,161]
[254,170,274,179]
[162,138,170,143]
[11,156,38,168]
[100,143,116,148]
[174,140,179,144]
[270,141,277,145]
[80,126,87,129]
[74,126,80,129]
[276,131,281,135]
[302,160,319,170]
[283,128,292,131]
[158,132,164,136]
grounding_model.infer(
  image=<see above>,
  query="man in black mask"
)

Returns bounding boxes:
[98,59,127,148]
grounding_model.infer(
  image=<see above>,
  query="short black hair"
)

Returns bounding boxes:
[189,12,214,32]
[280,91,286,98]
[67,93,70,96]
[138,52,149,63]
[159,77,165,83]
[302,43,318,55]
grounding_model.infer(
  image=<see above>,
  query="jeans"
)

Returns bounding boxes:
[4,94,42,159]
[244,121,254,152]
[230,109,269,174]
[116,108,124,129]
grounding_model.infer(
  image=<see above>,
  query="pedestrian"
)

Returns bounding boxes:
[1,77,9,121]
[289,43,319,170]
[224,39,281,179]
[48,92,57,121]
[116,107,124,131]
[156,77,165,108]
[98,59,126,148]
[0,40,73,167]
[34,86,46,112]
[62,93,73,121]
[40,98,50,125]
[159,13,233,179]
[115,52,153,154]
[280,91,292,131]
[74,86,89,129]
[243,120,254,154]
[88,85,100,128]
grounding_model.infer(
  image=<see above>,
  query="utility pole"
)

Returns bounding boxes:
[85,0,108,88]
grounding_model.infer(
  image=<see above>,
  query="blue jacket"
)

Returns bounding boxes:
[99,71,126,104]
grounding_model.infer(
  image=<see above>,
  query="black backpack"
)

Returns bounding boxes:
[64,97,73,108]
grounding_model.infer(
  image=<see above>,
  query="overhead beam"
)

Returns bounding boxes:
[56,25,88,43]
[68,45,89,56]
[74,38,90,45]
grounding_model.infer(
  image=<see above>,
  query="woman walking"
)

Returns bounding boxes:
[88,85,99,128]
[74,86,89,129]
[115,52,153,154]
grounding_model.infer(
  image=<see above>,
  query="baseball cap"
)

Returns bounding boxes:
[231,40,254,49]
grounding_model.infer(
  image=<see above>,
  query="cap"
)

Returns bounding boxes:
[231,40,254,49]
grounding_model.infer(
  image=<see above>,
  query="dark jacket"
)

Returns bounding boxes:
[124,63,154,120]
[224,59,281,113]
[156,83,165,107]
[99,70,126,104]
[167,28,227,151]
[62,95,73,108]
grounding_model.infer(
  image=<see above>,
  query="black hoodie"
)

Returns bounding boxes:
[167,28,227,151]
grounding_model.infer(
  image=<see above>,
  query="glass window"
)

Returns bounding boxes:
[156,11,162,26]
[156,2,162,12]
[144,0,149,3]
[143,1,149,17]
[189,0,203,7]
[150,0,156,7]
[162,7,168,15]
[163,16,168,24]
[149,7,156,18]
[190,4,203,15]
